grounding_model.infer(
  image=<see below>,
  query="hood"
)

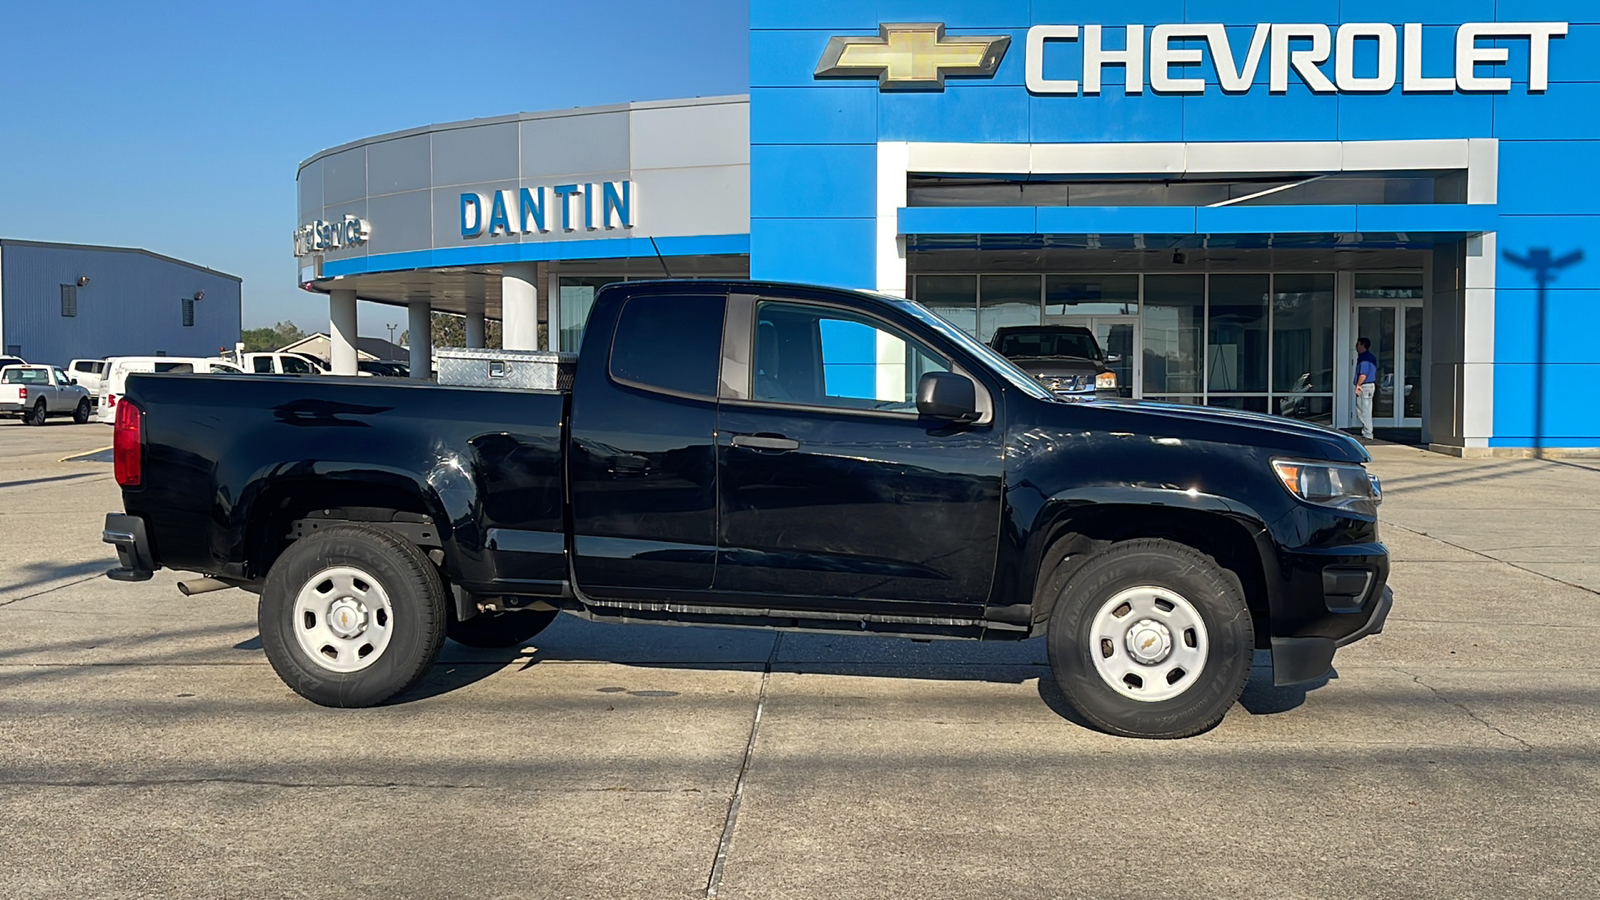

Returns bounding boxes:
[1007,356,1104,375]
[1051,398,1370,464]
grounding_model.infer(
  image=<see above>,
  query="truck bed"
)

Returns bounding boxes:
[120,373,569,591]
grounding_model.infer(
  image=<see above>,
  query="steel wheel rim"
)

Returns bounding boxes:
[1089,586,1209,703]
[292,566,395,674]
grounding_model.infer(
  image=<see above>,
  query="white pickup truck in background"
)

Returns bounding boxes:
[1,365,93,425]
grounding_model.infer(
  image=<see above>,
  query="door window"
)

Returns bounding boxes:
[280,356,314,375]
[752,302,948,414]
[253,357,274,374]
[609,293,725,398]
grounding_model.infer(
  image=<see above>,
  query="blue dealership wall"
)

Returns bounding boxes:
[750,0,1600,447]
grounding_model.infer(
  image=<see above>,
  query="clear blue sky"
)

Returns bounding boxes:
[0,0,749,332]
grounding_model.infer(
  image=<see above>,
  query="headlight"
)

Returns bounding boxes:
[1041,374,1089,393]
[1096,371,1117,390]
[1271,459,1382,515]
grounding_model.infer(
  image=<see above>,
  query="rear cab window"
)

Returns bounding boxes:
[3,368,47,385]
[609,293,725,398]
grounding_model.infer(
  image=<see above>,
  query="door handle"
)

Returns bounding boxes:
[730,434,800,451]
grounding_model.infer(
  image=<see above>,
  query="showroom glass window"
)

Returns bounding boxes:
[1142,275,1205,398]
[1206,274,1270,396]
[1045,275,1138,317]
[560,277,624,353]
[914,275,977,337]
[979,275,1042,343]
[1271,274,1336,423]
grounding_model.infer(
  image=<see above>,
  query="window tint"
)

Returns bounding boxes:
[753,302,948,413]
[154,363,194,373]
[280,356,313,374]
[210,365,242,375]
[253,358,274,374]
[610,293,725,397]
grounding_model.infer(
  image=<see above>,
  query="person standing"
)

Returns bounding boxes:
[1353,337,1378,440]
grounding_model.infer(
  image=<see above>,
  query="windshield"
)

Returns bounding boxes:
[995,330,1101,361]
[875,294,1054,400]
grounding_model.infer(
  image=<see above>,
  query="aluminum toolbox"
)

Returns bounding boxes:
[435,348,576,391]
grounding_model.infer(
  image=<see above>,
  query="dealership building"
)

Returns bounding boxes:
[295,0,1598,454]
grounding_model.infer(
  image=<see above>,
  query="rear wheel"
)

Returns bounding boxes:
[27,399,47,426]
[259,524,447,707]
[1046,539,1253,739]
[72,398,91,424]
[447,608,559,648]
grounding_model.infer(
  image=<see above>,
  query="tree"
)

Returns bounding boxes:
[399,315,548,353]
[240,320,308,352]
[427,312,504,350]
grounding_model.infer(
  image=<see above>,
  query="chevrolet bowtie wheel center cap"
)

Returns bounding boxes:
[327,599,368,638]
[1126,619,1174,665]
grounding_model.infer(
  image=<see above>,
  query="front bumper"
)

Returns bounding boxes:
[103,513,156,582]
[1271,584,1393,686]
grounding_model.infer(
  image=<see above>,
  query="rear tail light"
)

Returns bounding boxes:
[107,394,118,407]
[16,387,25,399]
[114,398,143,487]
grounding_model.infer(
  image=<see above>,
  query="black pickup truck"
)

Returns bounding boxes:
[103,280,1390,738]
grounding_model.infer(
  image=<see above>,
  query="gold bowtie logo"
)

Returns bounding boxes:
[1142,636,1158,651]
[815,23,1011,90]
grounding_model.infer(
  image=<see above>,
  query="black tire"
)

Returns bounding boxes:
[447,608,559,648]
[27,399,48,426]
[72,399,91,424]
[1045,538,1253,739]
[259,524,447,707]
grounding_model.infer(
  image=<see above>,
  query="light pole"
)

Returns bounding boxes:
[386,323,398,344]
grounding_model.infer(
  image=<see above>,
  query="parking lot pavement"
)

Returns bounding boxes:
[2,423,1597,899]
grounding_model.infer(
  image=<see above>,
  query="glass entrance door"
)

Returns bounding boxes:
[1353,302,1423,428]
[1045,315,1140,398]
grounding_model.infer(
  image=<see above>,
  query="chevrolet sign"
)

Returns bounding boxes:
[815,24,1010,89]
[817,21,1569,94]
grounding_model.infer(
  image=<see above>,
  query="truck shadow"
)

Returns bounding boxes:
[401,616,1333,723]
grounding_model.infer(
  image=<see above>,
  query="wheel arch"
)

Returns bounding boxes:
[240,471,471,585]
[1026,493,1278,645]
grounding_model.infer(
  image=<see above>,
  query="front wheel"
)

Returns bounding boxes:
[27,399,48,426]
[73,399,91,424]
[259,524,447,707]
[1046,539,1254,739]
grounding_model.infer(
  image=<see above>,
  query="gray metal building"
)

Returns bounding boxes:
[0,240,242,367]
[295,96,750,375]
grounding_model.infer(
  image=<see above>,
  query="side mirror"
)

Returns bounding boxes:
[917,372,979,423]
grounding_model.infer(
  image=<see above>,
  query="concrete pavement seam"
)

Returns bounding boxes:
[1383,520,1600,598]
[703,632,779,899]
[0,777,713,792]
[1399,668,1534,753]
[0,573,106,608]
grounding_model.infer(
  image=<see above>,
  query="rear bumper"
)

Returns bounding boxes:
[1271,585,1393,686]
[0,401,25,414]
[103,513,156,582]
